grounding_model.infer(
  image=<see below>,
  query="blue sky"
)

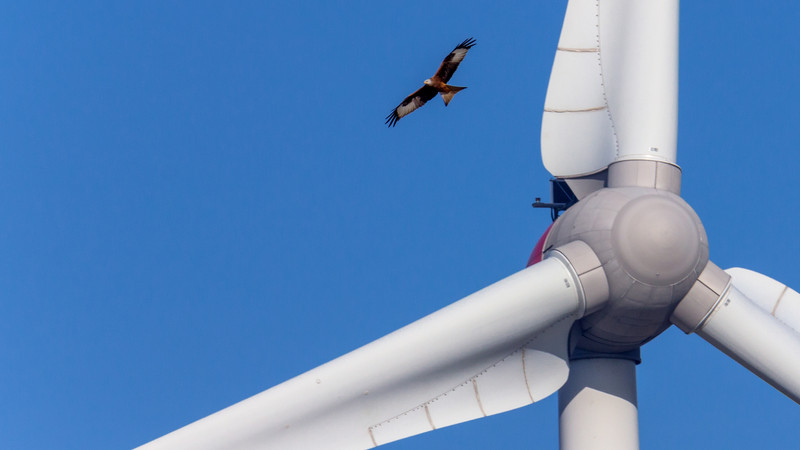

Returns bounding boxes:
[2,1,800,449]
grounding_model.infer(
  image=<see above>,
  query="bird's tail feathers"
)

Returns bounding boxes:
[441,85,467,106]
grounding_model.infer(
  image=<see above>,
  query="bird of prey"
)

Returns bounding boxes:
[386,37,476,127]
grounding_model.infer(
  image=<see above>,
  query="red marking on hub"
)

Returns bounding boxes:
[527,222,555,267]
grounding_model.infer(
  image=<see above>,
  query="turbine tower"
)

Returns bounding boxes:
[138,1,800,448]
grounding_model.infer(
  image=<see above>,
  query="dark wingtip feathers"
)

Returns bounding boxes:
[458,37,476,50]
[385,110,400,127]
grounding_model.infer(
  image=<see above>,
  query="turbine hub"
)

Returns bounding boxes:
[611,194,702,286]
[545,187,708,353]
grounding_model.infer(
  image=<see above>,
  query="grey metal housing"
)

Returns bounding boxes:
[545,161,708,353]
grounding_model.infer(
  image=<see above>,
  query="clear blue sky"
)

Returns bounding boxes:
[2,1,799,449]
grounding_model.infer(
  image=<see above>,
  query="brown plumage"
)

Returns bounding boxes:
[386,38,476,127]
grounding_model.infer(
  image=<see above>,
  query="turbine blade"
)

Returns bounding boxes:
[137,257,584,450]
[694,283,800,404]
[725,267,800,334]
[541,0,679,178]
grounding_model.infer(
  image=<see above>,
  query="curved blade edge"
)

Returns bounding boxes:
[137,257,582,449]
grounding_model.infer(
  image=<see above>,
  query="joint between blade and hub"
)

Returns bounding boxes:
[671,261,732,334]
[547,240,609,318]
[608,159,682,195]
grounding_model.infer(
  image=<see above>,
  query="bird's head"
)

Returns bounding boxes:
[423,78,432,86]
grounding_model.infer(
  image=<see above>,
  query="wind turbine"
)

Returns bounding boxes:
[137,1,800,449]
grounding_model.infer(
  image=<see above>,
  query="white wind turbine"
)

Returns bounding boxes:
[138,1,800,449]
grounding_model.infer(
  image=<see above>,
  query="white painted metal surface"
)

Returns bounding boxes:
[542,0,679,177]
[726,267,800,334]
[137,257,583,450]
[558,358,639,450]
[696,284,800,403]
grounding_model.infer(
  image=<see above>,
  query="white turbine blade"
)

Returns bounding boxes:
[137,257,584,450]
[542,0,679,178]
[694,284,800,404]
[725,267,800,334]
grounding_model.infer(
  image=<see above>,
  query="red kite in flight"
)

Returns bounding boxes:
[386,38,476,127]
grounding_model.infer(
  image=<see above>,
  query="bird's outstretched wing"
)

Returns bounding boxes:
[386,85,438,127]
[434,37,476,83]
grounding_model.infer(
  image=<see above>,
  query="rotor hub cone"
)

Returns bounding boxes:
[546,187,708,352]
[612,194,703,286]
